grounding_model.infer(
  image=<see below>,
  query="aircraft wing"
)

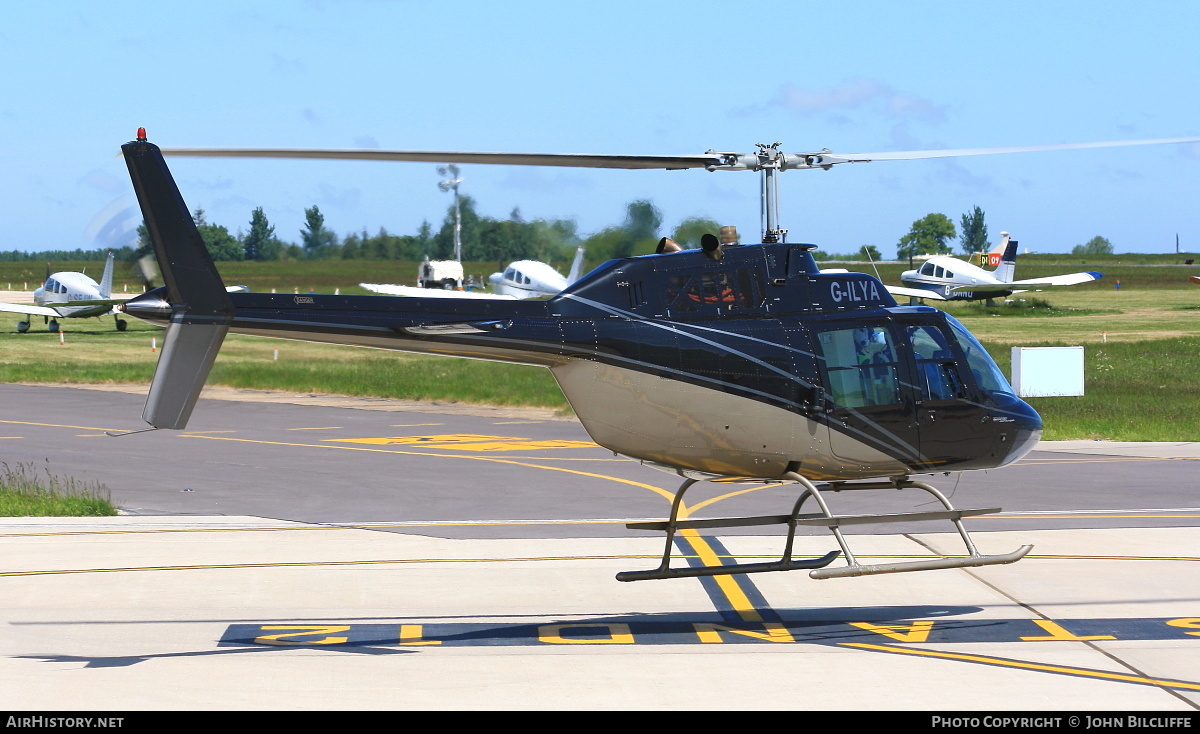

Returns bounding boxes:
[359,283,516,300]
[883,285,947,301]
[0,301,62,317]
[947,271,1103,292]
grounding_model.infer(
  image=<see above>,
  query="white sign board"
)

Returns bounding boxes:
[1011,346,1085,397]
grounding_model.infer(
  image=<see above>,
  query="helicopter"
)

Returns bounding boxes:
[117,131,1198,584]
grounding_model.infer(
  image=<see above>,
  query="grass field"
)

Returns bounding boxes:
[0,462,118,516]
[2,261,1198,440]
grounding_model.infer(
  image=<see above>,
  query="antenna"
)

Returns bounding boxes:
[863,245,882,281]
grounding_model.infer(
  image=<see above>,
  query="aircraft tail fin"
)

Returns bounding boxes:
[122,130,233,430]
[99,251,114,300]
[990,233,1019,284]
[567,244,587,284]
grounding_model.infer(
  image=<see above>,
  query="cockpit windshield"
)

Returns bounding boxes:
[944,315,1015,398]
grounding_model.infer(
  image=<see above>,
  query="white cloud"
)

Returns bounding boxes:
[771,78,948,125]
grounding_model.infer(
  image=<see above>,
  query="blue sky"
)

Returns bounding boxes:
[2,0,1198,257]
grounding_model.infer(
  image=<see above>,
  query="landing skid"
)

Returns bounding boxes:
[617,472,1031,582]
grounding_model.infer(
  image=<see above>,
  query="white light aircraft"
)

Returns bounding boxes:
[892,232,1103,301]
[0,251,131,332]
[362,245,588,301]
[489,245,587,298]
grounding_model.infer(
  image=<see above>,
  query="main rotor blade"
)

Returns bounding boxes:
[161,148,722,171]
[816,136,1200,165]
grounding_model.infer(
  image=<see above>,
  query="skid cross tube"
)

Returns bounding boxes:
[617,473,1032,582]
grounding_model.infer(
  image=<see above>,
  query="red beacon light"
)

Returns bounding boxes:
[136,127,147,142]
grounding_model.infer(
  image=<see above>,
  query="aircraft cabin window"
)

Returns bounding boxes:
[817,327,901,409]
[920,262,936,276]
[666,268,766,316]
[907,325,965,401]
[934,266,945,279]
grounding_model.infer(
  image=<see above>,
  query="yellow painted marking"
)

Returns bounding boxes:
[538,623,635,644]
[178,430,238,434]
[399,624,442,645]
[326,434,597,451]
[0,553,678,578]
[678,528,763,623]
[288,426,343,431]
[1166,619,1200,637]
[255,625,350,645]
[493,421,543,425]
[430,440,596,451]
[178,434,677,502]
[840,642,1200,691]
[328,433,508,444]
[388,423,444,427]
[0,436,23,439]
[689,482,787,514]
[693,622,794,643]
[0,419,121,432]
[1019,619,1116,641]
[849,621,935,643]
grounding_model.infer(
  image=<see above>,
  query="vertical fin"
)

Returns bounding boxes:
[99,251,114,300]
[991,235,1019,284]
[122,134,234,430]
[567,244,587,283]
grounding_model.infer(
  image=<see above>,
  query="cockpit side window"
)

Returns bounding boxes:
[907,325,965,401]
[944,315,1015,397]
[920,262,936,276]
[816,326,901,409]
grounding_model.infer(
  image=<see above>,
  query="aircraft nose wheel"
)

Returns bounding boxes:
[16,321,29,333]
[116,318,128,331]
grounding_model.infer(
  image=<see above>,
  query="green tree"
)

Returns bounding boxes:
[301,205,337,258]
[1072,236,1114,257]
[897,213,956,260]
[671,216,721,249]
[584,200,663,261]
[856,245,882,261]
[193,209,243,261]
[243,208,275,261]
[433,195,481,260]
[959,205,989,255]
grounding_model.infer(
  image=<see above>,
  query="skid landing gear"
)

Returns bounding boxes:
[618,472,1031,582]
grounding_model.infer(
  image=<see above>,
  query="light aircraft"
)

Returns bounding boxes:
[894,232,1103,301]
[0,251,131,332]
[361,246,588,300]
[117,131,1198,584]
[488,245,588,298]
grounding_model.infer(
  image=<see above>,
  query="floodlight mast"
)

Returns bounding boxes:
[437,164,463,262]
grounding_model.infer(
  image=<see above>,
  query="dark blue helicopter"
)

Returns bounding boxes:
[117,132,1195,583]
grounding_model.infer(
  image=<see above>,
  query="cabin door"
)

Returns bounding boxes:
[891,315,996,470]
[811,322,922,473]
